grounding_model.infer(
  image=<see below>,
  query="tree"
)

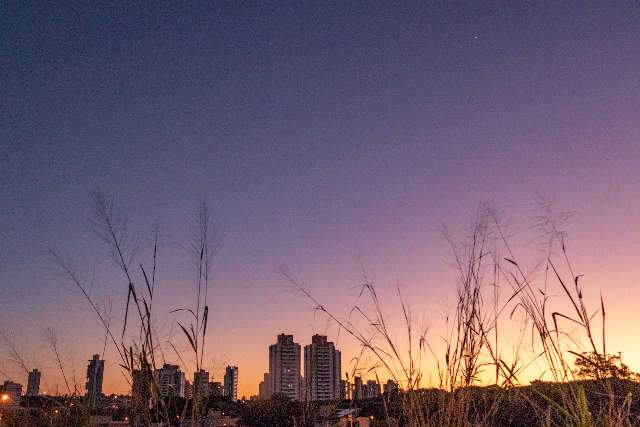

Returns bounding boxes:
[573,352,632,380]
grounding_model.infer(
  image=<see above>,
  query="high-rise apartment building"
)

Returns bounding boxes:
[223,366,238,401]
[303,335,341,401]
[352,376,363,400]
[86,354,105,408]
[155,364,185,397]
[268,334,301,400]
[27,369,41,397]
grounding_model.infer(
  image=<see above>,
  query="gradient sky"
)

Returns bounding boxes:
[2,2,640,397]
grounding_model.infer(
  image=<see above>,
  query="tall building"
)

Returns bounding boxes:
[258,372,270,399]
[184,380,193,400]
[352,376,363,400]
[155,364,185,397]
[340,379,349,400]
[303,335,341,401]
[86,354,105,408]
[27,369,41,397]
[269,334,301,400]
[0,381,22,407]
[223,366,238,401]
[193,369,210,398]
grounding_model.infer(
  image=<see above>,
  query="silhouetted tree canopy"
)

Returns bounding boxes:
[574,351,632,380]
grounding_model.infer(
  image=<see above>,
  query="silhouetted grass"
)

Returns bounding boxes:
[283,203,636,426]
[2,196,636,427]
[44,190,216,426]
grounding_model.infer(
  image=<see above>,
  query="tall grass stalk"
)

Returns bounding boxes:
[284,205,631,426]
[48,190,217,426]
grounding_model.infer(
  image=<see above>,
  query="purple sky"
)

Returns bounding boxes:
[2,2,640,396]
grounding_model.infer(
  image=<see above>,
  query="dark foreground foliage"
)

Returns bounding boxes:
[351,379,640,427]
[236,380,640,427]
[2,379,640,426]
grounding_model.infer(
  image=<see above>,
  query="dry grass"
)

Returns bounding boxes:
[2,195,634,427]
[46,190,217,426]
[282,204,635,427]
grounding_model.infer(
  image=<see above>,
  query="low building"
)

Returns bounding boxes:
[383,379,398,394]
[335,409,372,427]
[0,380,22,407]
[88,415,129,426]
[206,410,239,426]
[209,381,223,396]
[258,373,270,399]
[194,369,210,398]
[364,380,381,399]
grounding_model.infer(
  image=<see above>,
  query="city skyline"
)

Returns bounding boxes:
[3,1,640,402]
[0,333,354,402]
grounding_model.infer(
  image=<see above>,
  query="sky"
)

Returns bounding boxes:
[1,1,640,397]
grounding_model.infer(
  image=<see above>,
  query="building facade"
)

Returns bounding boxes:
[303,335,341,401]
[1,381,22,407]
[352,376,363,400]
[223,366,238,401]
[268,334,301,400]
[86,354,105,408]
[383,379,398,394]
[258,372,270,399]
[27,369,41,397]
[351,377,380,400]
[340,379,349,400]
[184,380,193,400]
[364,380,381,399]
[193,369,210,398]
[155,364,185,397]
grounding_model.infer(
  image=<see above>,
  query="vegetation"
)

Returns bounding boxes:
[283,202,640,426]
[574,352,633,381]
[41,190,215,426]
[2,196,639,426]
